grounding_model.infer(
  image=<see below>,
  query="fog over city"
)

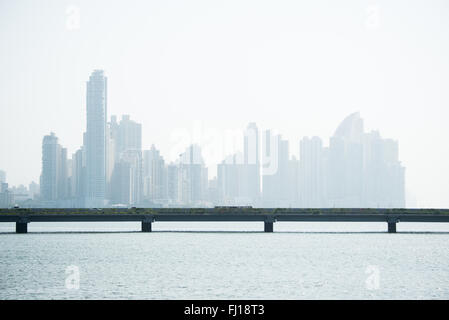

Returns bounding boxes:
[1,0,449,207]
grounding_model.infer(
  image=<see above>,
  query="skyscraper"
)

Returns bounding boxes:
[262,131,290,206]
[299,136,325,207]
[41,132,61,203]
[217,153,244,204]
[110,149,143,205]
[143,145,167,202]
[105,121,116,200]
[71,147,87,205]
[85,70,107,207]
[328,112,364,207]
[287,155,300,207]
[166,163,179,204]
[242,123,260,204]
[178,145,208,206]
[28,181,40,200]
[362,131,405,207]
[328,112,405,208]
[116,115,142,154]
[58,147,69,200]
[0,182,14,208]
[108,114,143,205]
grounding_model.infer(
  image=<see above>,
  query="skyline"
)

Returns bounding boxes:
[0,69,405,209]
[0,69,420,209]
[0,66,426,209]
[1,1,449,207]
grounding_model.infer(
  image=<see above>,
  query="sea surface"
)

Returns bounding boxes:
[0,221,448,299]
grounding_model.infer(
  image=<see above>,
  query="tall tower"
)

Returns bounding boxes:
[243,123,260,203]
[41,132,61,202]
[116,115,142,154]
[178,145,208,205]
[244,123,259,166]
[143,145,166,201]
[262,131,290,206]
[299,136,324,207]
[329,112,364,207]
[85,70,107,206]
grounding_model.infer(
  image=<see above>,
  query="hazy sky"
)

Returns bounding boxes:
[1,0,448,207]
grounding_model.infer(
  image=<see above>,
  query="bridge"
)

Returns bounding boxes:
[0,207,449,233]
[1,208,449,234]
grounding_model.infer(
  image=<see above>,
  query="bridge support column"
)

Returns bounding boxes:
[388,222,396,233]
[142,221,152,232]
[264,221,273,233]
[16,221,28,234]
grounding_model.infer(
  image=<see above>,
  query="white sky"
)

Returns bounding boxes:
[0,0,448,207]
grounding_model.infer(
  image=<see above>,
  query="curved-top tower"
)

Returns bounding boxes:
[333,111,363,142]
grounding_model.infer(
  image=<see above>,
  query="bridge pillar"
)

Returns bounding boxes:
[388,222,396,233]
[142,221,152,232]
[264,221,274,233]
[16,221,28,234]
[141,215,154,232]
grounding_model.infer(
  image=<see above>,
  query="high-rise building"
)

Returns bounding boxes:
[216,123,261,206]
[242,123,260,204]
[143,145,167,202]
[287,155,300,207]
[178,145,208,206]
[41,132,63,202]
[0,182,14,208]
[58,147,69,200]
[262,131,290,206]
[328,112,364,207]
[85,70,107,207]
[217,153,244,205]
[166,163,179,204]
[71,147,87,205]
[110,149,143,205]
[0,170,6,184]
[362,131,405,207]
[105,121,116,200]
[299,136,325,207]
[109,114,141,159]
[262,130,277,205]
[327,112,405,208]
[207,177,219,205]
[28,181,40,200]
[278,138,290,206]
[108,114,143,205]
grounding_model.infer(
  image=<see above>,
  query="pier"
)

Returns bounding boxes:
[1,208,449,234]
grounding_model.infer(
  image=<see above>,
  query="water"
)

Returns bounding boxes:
[1,222,448,299]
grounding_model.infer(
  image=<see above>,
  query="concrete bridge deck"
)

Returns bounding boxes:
[1,208,448,233]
